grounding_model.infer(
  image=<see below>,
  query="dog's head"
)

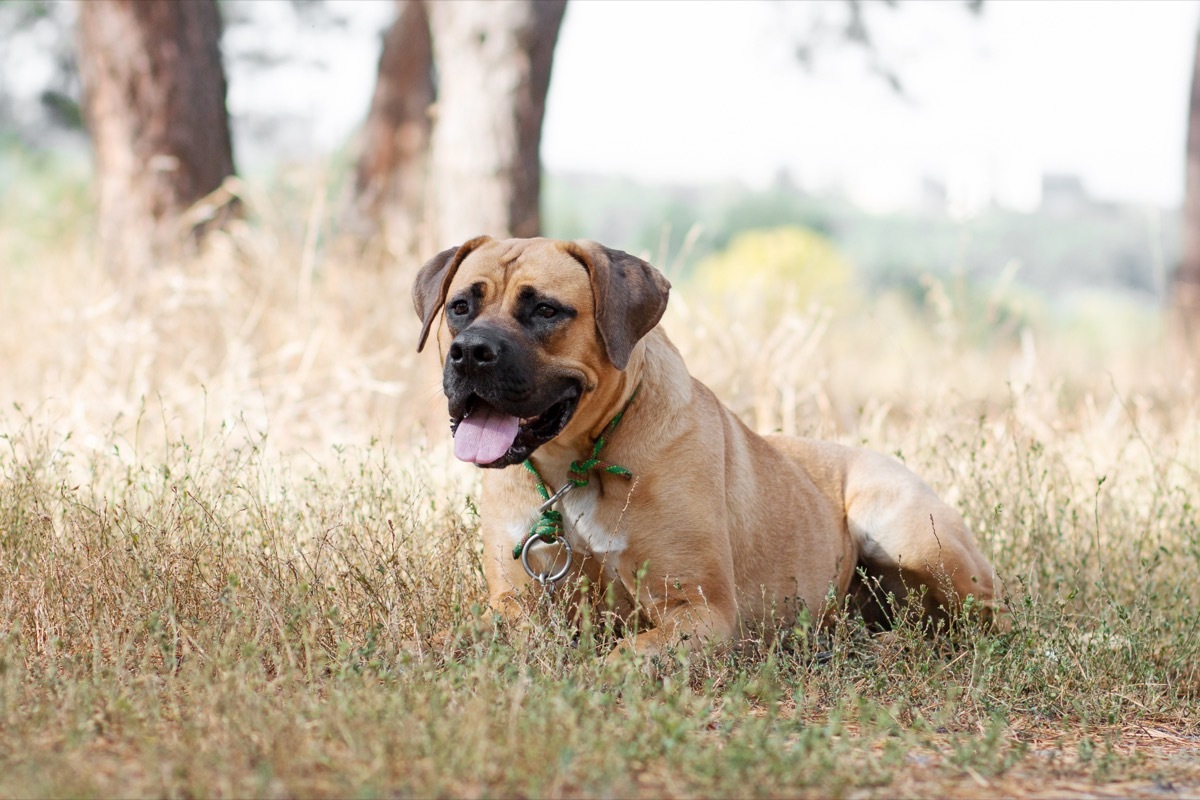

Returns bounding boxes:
[413,237,670,467]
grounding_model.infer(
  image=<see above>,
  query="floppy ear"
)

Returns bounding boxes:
[412,236,492,352]
[564,240,671,370]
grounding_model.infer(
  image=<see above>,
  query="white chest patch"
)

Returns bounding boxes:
[560,489,627,556]
[504,486,627,580]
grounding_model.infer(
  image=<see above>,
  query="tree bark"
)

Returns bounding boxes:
[77,0,236,272]
[1177,22,1200,340]
[349,0,435,258]
[425,0,566,247]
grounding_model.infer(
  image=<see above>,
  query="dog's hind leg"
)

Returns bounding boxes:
[843,450,1006,631]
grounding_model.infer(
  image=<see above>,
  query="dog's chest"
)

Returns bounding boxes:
[559,489,627,558]
[505,486,627,575]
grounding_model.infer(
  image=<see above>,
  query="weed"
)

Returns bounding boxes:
[1,168,1199,797]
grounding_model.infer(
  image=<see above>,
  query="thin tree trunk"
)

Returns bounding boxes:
[349,0,434,258]
[510,1,564,239]
[425,0,566,246]
[77,0,236,272]
[1177,22,1200,340]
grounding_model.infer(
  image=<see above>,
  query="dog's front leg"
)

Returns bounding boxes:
[607,566,737,672]
[478,518,547,627]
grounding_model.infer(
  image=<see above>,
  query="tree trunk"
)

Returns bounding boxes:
[77,0,236,272]
[1177,22,1200,341]
[425,0,566,247]
[349,0,435,259]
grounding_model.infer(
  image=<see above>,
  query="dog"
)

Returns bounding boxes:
[413,236,1005,664]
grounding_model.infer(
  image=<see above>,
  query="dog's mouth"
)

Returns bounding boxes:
[449,386,581,468]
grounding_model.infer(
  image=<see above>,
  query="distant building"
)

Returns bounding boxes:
[918,177,948,215]
[1041,173,1090,213]
[946,155,1043,218]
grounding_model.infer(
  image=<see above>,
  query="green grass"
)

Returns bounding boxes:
[1,160,1199,797]
[1,390,1198,797]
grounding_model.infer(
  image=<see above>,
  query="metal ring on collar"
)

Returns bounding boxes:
[519,531,573,585]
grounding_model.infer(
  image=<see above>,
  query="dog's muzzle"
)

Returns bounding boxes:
[444,326,582,468]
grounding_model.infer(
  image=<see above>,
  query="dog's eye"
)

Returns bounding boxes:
[449,300,470,316]
[535,303,558,319]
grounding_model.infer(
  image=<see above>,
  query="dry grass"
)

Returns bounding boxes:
[2,166,1200,798]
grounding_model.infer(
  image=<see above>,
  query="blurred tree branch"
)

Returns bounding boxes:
[0,0,81,140]
[792,0,984,98]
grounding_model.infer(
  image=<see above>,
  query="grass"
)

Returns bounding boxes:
[1,163,1200,797]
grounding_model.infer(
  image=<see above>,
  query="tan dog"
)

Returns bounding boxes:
[414,236,1004,662]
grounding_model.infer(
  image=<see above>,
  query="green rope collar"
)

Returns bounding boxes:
[512,386,640,559]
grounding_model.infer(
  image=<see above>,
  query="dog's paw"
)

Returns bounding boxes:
[604,643,657,680]
[604,637,689,682]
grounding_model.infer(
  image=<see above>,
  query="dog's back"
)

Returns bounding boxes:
[642,327,1003,632]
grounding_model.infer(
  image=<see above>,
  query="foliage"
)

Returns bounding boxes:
[0,138,91,267]
[543,173,1178,305]
[690,226,857,311]
[0,0,81,141]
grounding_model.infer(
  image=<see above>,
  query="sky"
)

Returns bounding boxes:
[541,0,1200,211]
[205,0,1200,211]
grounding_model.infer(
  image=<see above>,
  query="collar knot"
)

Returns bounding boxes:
[513,385,640,559]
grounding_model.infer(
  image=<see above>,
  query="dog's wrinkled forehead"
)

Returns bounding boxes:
[448,238,593,312]
[414,236,670,369]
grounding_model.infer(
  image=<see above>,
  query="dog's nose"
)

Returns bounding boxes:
[448,330,501,374]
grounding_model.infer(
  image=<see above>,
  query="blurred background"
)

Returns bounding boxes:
[2,0,1199,466]
[8,7,1200,789]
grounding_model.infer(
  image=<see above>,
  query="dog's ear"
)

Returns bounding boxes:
[565,240,671,370]
[412,236,492,352]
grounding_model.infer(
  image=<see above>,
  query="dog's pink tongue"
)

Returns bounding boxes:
[454,402,521,464]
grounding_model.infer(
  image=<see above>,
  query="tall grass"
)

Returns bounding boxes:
[1,166,1198,797]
